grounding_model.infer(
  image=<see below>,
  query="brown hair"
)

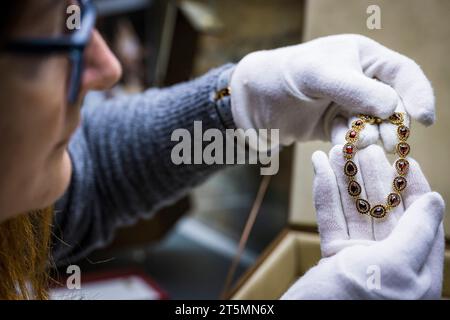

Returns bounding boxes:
[0,1,54,300]
[0,207,53,299]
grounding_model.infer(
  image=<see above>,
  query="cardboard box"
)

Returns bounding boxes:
[229,227,450,299]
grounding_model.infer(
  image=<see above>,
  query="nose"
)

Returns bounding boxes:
[80,29,122,93]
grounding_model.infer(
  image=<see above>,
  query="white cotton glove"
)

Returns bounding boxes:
[281,145,445,299]
[230,34,435,147]
[330,97,411,153]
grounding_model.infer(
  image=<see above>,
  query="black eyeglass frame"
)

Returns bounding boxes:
[3,0,97,104]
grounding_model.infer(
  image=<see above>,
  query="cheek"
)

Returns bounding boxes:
[0,55,73,217]
[1,56,68,156]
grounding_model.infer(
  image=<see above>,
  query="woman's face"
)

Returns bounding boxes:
[0,1,122,221]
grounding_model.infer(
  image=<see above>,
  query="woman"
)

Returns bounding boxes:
[0,0,444,299]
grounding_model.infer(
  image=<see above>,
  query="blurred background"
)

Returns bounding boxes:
[52,0,450,299]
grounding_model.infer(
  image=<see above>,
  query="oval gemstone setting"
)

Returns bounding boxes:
[348,181,361,196]
[398,125,410,141]
[389,112,404,124]
[393,176,407,191]
[395,159,409,175]
[344,161,358,177]
[397,142,410,157]
[346,130,359,142]
[387,193,401,207]
[370,205,387,219]
[356,199,370,214]
[343,143,355,159]
[352,119,365,129]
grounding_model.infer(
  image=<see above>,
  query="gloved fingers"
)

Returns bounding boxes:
[305,68,398,120]
[330,116,379,149]
[357,36,435,126]
[312,151,349,256]
[384,192,445,271]
[399,157,431,208]
[357,145,404,240]
[328,144,373,240]
[379,99,410,153]
[330,116,348,146]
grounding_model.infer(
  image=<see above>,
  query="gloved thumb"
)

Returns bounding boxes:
[312,69,398,119]
[384,192,445,271]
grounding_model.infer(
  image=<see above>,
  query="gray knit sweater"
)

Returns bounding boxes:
[52,64,236,266]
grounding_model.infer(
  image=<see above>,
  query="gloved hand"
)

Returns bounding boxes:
[280,144,445,299]
[330,97,411,153]
[230,34,435,147]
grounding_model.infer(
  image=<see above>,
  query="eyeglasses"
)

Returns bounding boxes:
[2,0,97,104]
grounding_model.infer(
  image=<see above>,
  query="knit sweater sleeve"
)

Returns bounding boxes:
[52,64,236,265]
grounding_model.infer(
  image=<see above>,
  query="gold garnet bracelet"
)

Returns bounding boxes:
[343,112,410,219]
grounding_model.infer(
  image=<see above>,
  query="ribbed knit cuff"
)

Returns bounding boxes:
[213,64,236,129]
